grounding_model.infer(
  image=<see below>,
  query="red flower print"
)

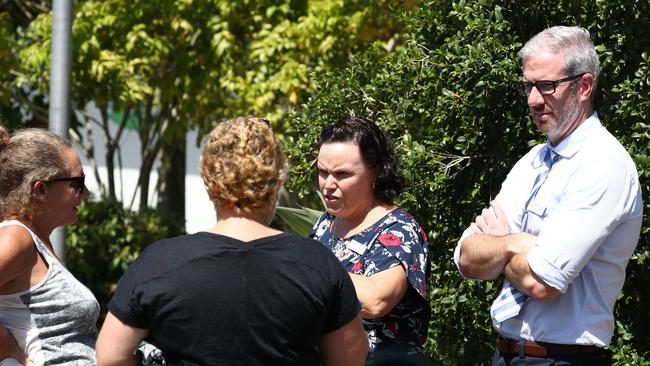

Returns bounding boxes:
[386,321,397,332]
[379,233,401,246]
[351,260,363,272]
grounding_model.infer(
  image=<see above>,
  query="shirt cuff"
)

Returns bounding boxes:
[527,245,572,293]
[454,227,474,278]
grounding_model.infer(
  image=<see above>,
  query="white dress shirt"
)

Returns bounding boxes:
[454,112,643,346]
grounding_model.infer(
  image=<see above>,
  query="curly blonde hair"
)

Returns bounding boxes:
[0,125,72,219]
[200,116,288,215]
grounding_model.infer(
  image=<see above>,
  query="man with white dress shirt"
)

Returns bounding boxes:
[454,26,643,365]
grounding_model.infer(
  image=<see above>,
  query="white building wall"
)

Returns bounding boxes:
[77,114,214,234]
[184,133,216,233]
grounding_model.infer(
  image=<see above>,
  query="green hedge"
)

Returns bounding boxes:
[285,1,650,364]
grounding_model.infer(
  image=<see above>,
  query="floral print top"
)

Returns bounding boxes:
[310,207,430,358]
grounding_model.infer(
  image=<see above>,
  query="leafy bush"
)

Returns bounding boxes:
[66,198,185,319]
[285,0,650,364]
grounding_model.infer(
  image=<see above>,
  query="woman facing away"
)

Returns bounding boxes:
[97,116,368,366]
[311,116,431,364]
[0,126,98,365]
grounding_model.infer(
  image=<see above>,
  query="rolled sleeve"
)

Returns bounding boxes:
[454,227,474,278]
[527,246,572,292]
[528,159,635,290]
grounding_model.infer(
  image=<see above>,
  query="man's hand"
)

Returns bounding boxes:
[471,200,511,236]
[502,232,559,300]
[459,196,536,281]
[506,232,536,258]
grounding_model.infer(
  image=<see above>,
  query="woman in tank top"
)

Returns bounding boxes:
[0,125,99,365]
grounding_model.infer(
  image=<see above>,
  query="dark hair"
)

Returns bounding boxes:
[318,116,405,203]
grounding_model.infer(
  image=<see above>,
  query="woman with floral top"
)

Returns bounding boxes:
[311,116,431,364]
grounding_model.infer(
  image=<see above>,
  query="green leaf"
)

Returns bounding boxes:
[275,206,323,237]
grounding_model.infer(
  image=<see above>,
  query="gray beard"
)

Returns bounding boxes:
[547,90,580,143]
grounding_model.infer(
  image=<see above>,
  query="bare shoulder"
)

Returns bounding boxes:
[0,225,38,280]
[0,225,35,250]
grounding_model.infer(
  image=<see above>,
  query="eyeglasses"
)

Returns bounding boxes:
[514,73,587,97]
[45,175,86,194]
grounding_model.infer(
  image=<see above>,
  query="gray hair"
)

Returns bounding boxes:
[0,126,72,219]
[518,26,600,85]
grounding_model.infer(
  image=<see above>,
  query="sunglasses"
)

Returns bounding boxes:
[46,175,86,194]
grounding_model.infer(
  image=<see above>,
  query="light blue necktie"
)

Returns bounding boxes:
[491,146,557,323]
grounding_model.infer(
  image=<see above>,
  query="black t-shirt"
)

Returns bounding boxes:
[108,232,361,366]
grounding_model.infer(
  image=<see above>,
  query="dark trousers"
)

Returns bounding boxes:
[367,349,438,366]
[492,349,605,366]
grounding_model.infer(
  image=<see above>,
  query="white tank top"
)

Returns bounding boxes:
[0,220,99,365]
